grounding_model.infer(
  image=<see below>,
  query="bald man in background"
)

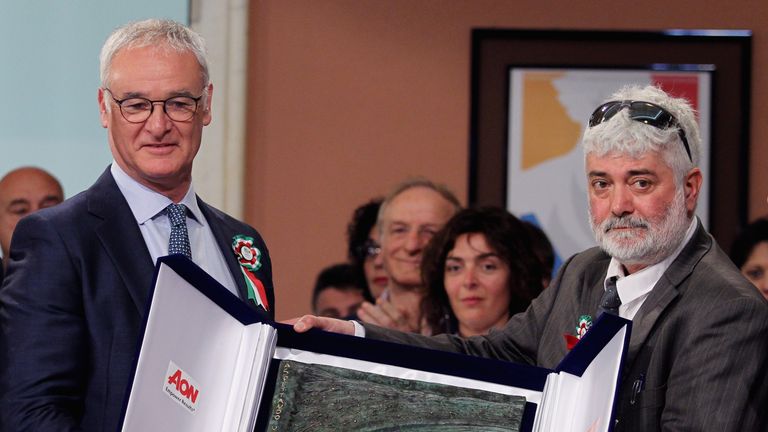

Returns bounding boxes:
[0,167,64,278]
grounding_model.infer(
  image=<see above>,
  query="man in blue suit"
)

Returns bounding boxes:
[0,19,275,431]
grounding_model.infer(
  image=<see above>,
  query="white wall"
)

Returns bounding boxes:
[191,0,249,218]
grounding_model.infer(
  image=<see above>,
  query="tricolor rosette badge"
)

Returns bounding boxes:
[564,314,593,350]
[233,235,262,271]
[232,235,269,311]
[576,314,593,339]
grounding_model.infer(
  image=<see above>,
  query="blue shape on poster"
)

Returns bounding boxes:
[519,213,562,280]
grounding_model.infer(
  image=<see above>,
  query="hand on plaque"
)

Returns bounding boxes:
[286,315,356,335]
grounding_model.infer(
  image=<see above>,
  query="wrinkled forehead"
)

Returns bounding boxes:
[381,187,456,226]
[106,44,206,89]
[585,149,675,179]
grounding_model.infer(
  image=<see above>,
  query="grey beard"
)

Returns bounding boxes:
[589,189,690,268]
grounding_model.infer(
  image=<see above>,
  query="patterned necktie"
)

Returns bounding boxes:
[166,203,192,260]
[598,276,621,316]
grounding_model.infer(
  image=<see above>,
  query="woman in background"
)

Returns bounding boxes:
[730,217,768,299]
[421,207,545,337]
[347,198,389,299]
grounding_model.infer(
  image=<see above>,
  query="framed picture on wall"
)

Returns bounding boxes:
[468,29,751,268]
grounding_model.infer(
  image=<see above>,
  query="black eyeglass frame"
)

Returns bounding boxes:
[588,100,692,162]
[354,239,381,260]
[103,88,204,123]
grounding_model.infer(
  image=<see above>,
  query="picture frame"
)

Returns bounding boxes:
[468,29,751,260]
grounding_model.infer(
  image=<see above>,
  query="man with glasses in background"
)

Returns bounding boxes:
[0,19,274,431]
[294,85,768,430]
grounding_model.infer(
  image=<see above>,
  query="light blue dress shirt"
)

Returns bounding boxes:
[110,163,239,296]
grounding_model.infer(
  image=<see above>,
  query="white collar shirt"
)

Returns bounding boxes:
[605,217,698,320]
[110,163,238,296]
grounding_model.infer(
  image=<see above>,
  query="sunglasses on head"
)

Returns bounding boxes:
[588,100,692,162]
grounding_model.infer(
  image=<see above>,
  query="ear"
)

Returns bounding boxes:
[683,167,703,214]
[98,88,109,128]
[202,83,213,126]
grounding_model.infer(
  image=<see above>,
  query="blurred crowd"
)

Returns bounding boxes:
[309,176,768,339]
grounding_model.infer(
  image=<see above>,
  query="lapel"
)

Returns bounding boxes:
[196,198,251,304]
[586,262,609,318]
[624,221,711,366]
[88,168,155,315]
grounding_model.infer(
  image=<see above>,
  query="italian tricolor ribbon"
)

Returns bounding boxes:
[232,235,269,311]
[564,314,592,350]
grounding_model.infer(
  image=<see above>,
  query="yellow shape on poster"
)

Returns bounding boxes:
[522,73,581,170]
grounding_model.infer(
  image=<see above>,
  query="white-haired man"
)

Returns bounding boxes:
[357,178,461,334]
[293,85,768,431]
[0,19,274,431]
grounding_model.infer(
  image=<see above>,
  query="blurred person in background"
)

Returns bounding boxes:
[730,217,768,299]
[312,262,371,319]
[347,198,387,299]
[0,167,64,276]
[421,207,545,337]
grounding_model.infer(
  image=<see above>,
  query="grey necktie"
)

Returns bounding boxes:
[598,276,621,316]
[166,203,192,260]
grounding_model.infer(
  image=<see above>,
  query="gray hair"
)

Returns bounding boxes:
[377,177,462,227]
[581,85,701,184]
[99,19,209,89]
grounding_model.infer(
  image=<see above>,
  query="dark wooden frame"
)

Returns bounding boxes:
[468,29,752,249]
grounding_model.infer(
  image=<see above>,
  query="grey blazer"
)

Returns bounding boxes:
[365,222,768,431]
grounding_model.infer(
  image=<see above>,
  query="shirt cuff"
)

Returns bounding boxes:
[352,320,366,337]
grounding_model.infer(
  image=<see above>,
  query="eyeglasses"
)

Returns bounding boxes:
[588,100,692,162]
[103,88,203,123]
[355,239,381,260]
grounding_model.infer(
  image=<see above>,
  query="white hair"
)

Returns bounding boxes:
[376,177,462,231]
[581,85,701,185]
[99,19,209,89]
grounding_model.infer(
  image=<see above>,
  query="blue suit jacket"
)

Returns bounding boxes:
[0,168,274,431]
